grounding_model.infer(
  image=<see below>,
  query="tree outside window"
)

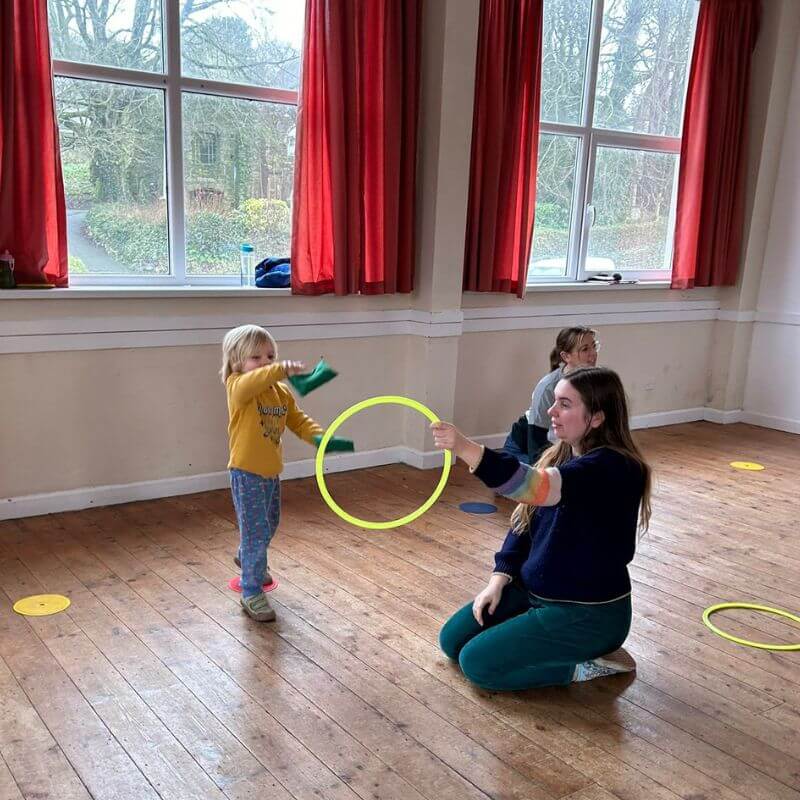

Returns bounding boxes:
[530,0,697,282]
[49,0,303,282]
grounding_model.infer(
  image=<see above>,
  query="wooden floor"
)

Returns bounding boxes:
[1,423,799,800]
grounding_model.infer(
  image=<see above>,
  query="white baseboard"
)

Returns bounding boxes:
[4,407,792,521]
[703,407,743,424]
[631,407,706,428]
[740,411,800,435]
[0,444,444,522]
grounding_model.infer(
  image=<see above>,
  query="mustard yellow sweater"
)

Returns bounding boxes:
[226,364,323,478]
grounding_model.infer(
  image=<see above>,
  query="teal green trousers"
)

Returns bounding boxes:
[439,583,632,690]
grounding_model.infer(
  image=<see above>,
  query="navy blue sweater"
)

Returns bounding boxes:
[475,446,645,603]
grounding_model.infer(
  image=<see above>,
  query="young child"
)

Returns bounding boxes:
[431,366,651,690]
[221,324,324,622]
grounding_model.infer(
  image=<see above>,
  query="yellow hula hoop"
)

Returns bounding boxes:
[702,602,800,651]
[315,395,452,530]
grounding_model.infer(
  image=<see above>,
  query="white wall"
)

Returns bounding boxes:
[743,43,800,434]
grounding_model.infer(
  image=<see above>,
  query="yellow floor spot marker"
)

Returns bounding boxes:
[13,594,71,617]
[730,461,765,471]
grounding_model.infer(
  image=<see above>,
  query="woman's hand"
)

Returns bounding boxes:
[430,421,484,470]
[472,574,509,626]
[281,360,307,376]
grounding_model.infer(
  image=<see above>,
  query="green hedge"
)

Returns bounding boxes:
[62,162,94,208]
[85,199,291,275]
[532,219,668,271]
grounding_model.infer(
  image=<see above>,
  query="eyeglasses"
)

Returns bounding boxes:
[577,339,601,354]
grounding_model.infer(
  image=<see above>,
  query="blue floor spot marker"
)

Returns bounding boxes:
[459,502,498,515]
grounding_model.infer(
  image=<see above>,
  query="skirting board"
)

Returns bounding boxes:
[740,411,800,435]
[5,406,788,522]
[0,444,446,521]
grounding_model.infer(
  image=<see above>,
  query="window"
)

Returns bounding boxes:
[48,0,303,284]
[529,0,698,283]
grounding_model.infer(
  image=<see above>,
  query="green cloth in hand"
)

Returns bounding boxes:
[288,358,338,396]
[313,434,355,453]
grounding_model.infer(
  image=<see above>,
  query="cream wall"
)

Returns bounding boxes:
[1,0,798,516]
[742,36,800,433]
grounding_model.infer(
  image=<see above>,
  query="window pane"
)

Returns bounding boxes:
[593,0,696,136]
[586,146,678,272]
[47,0,162,72]
[55,78,168,276]
[529,134,580,278]
[541,0,592,124]
[183,94,296,276]
[181,0,303,89]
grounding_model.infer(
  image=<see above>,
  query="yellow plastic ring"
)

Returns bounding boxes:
[702,602,800,651]
[315,395,452,530]
[729,461,765,471]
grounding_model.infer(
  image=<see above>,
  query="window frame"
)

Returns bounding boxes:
[529,0,698,286]
[53,0,300,286]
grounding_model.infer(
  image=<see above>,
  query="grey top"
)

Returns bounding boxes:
[526,366,564,443]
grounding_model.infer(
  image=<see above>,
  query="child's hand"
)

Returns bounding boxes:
[281,360,307,377]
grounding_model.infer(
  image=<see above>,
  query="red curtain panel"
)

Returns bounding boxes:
[463,0,543,298]
[291,0,421,296]
[0,0,68,286]
[671,0,761,290]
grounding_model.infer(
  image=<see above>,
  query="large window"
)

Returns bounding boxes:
[530,0,698,283]
[49,0,303,284]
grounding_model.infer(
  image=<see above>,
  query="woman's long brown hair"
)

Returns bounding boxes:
[510,366,652,535]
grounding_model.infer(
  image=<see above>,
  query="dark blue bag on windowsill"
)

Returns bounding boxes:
[255,256,291,288]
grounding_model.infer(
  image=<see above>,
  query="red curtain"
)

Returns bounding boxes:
[671,0,761,290]
[0,0,68,287]
[463,0,543,298]
[291,0,421,296]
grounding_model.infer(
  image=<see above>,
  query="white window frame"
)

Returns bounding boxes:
[53,0,299,286]
[529,0,698,286]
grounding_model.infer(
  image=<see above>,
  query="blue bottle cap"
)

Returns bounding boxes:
[240,243,254,252]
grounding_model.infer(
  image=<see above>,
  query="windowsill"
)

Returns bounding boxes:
[1,280,673,300]
[522,280,671,292]
[0,285,293,299]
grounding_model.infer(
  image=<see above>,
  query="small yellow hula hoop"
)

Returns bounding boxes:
[315,395,452,530]
[702,602,800,651]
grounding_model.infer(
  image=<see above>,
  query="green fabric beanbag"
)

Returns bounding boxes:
[312,434,355,453]
[288,358,338,396]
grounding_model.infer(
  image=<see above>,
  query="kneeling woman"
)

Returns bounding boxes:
[431,366,651,690]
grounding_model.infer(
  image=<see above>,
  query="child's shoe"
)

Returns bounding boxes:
[241,592,276,622]
[573,647,636,682]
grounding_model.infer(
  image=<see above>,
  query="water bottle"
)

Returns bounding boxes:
[240,244,255,286]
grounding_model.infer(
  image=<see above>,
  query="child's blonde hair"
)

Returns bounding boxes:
[220,324,277,383]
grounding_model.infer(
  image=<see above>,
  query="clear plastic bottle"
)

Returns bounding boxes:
[240,243,255,286]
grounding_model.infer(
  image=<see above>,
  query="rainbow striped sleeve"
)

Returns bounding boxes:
[494,464,554,505]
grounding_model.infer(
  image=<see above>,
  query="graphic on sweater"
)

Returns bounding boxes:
[258,402,288,446]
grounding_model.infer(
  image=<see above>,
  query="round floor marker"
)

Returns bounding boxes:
[702,602,800,651]
[13,594,71,617]
[459,502,498,515]
[227,576,278,593]
[730,461,765,471]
